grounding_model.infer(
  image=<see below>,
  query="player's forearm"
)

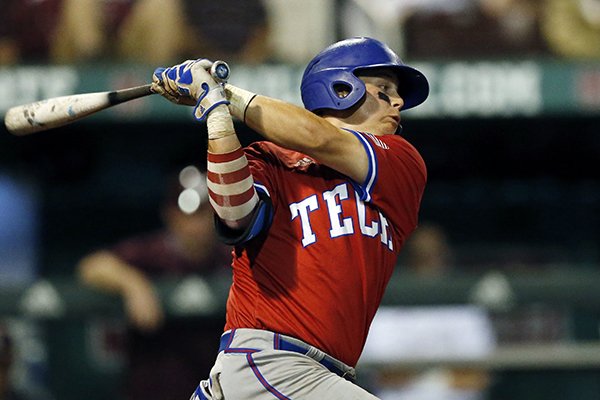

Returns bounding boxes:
[225,83,337,155]
[244,95,338,156]
[206,107,259,230]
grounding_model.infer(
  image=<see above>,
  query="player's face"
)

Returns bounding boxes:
[350,70,404,136]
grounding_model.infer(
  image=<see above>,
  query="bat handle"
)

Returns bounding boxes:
[104,60,230,106]
[108,84,154,105]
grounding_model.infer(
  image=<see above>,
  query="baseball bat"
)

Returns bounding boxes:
[4,60,231,136]
[4,84,155,136]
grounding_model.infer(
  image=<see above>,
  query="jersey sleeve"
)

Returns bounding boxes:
[346,130,427,239]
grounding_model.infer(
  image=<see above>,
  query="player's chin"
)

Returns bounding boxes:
[378,122,399,136]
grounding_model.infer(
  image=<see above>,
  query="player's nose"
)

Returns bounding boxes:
[391,94,404,110]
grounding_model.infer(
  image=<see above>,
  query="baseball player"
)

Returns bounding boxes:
[151,37,429,399]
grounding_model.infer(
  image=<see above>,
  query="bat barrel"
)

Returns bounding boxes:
[4,85,155,136]
[4,92,111,136]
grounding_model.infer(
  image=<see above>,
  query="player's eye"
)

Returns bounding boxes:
[377,83,397,95]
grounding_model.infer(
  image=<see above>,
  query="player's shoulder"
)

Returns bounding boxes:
[357,131,421,156]
[359,132,426,177]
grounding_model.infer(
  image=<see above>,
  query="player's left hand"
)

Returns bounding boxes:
[151,71,196,106]
[152,59,229,121]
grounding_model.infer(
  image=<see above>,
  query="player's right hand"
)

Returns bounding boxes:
[152,59,229,121]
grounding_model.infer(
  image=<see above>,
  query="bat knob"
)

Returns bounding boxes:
[211,61,230,83]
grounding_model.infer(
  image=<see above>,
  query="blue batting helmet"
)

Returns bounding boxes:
[300,37,429,112]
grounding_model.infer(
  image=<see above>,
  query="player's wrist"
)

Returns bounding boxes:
[207,105,235,140]
[224,84,257,122]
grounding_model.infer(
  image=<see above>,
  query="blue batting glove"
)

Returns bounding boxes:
[152,59,229,121]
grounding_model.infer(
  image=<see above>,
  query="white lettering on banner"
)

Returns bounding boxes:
[407,62,542,118]
[0,67,79,112]
[289,184,393,251]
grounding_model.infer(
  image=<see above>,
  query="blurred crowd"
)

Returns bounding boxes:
[76,166,230,400]
[1,0,599,66]
[342,0,600,60]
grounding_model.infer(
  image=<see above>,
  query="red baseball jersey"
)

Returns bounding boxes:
[224,130,427,366]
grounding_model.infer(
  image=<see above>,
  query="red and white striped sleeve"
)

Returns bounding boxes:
[207,146,259,228]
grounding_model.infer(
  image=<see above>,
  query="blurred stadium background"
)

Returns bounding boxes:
[1,0,599,399]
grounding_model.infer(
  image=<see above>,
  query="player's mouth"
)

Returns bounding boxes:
[385,114,400,127]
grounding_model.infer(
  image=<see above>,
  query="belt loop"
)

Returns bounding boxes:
[273,333,280,350]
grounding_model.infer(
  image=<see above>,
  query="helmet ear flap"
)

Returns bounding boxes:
[301,71,367,112]
[332,82,352,99]
[328,74,366,111]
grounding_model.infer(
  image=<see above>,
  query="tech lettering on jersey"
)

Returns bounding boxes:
[289,183,393,250]
[289,194,320,247]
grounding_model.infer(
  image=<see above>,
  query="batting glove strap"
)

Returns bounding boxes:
[194,83,230,122]
[224,84,257,122]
